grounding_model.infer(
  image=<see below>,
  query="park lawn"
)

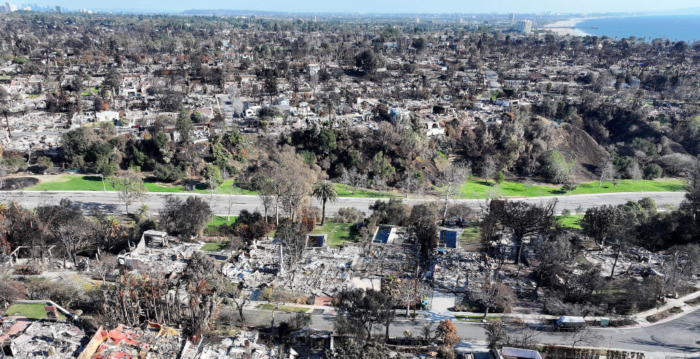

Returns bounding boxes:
[557,215,583,229]
[26,176,256,195]
[201,242,228,251]
[26,175,116,191]
[460,178,684,199]
[4,304,65,320]
[312,222,359,248]
[333,183,398,198]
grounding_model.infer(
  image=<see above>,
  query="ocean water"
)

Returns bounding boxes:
[576,15,700,43]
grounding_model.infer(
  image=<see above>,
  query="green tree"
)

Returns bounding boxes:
[371,151,395,181]
[176,107,193,142]
[355,50,381,74]
[312,180,338,225]
[204,164,223,189]
[495,171,505,184]
[108,171,148,214]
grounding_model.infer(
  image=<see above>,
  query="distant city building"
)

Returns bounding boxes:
[54,5,62,13]
[516,20,532,34]
[2,1,17,12]
[510,13,515,25]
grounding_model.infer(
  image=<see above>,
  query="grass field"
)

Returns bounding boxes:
[460,178,684,199]
[201,242,228,251]
[4,303,66,320]
[25,175,685,200]
[312,222,360,248]
[26,175,116,191]
[334,184,400,198]
[26,175,256,195]
[557,215,583,229]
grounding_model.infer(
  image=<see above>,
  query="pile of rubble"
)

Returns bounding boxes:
[0,316,87,358]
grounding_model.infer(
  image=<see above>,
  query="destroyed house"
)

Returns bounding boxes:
[306,234,327,248]
[290,329,334,359]
[0,316,86,358]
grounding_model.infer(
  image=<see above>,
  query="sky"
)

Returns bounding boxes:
[20,0,700,14]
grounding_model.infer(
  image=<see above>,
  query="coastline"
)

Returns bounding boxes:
[542,17,594,36]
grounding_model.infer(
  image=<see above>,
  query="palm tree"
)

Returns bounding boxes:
[312,180,338,225]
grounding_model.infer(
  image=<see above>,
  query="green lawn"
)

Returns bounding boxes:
[312,222,359,248]
[460,225,481,250]
[26,175,116,191]
[557,215,583,229]
[209,216,237,227]
[26,175,256,195]
[201,242,228,251]
[460,178,684,199]
[333,184,399,198]
[25,175,684,200]
[4,303,65,320]
[259,304,309,313]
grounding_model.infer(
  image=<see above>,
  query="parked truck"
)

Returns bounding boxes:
[553,316,586,331]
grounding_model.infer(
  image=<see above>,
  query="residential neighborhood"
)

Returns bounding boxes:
[0,5,700,359]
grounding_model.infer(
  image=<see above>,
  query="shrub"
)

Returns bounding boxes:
[2,157,28,173]
[153,163,184,182]
[332,207,365,223]
[644,164,663,179]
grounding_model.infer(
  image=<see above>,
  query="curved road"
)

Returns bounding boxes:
[262,308,700,356]
[1,190,687,216]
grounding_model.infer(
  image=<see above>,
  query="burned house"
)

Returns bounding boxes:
[289,329,334,359]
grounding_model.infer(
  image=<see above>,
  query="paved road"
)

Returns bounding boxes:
[2,190,687,216]
[253,308,700,355]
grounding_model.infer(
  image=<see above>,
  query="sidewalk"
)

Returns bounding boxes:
[247,285,700,330]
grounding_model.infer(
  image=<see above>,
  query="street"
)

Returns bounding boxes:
[2,190,687,216]
[251,308,700,356]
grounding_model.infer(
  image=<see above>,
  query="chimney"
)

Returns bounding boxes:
[278,245,284,275]
[44,302,59,321]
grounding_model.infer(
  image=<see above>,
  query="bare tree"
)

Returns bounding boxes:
[341,168,367,195]
[400,172,420,199]
[437,164,470,224]
[630,161,643,184]
[488,199,557,265]
[482,156,497,184]
[567,327,603,349]
[598,158,615,187]
[473,275,515,319]
[92,254,117,285]
[217,182,239,221]
[232,293,251,326]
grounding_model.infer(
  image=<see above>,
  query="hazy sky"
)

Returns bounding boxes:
[24,0,700,14]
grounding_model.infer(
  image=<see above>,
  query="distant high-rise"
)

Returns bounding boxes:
[55,5,62,13]
[510,13,515,25]
[516,20,532,34]
[4,1,17,12]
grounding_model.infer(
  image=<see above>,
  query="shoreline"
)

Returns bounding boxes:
[542,17,595,36]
